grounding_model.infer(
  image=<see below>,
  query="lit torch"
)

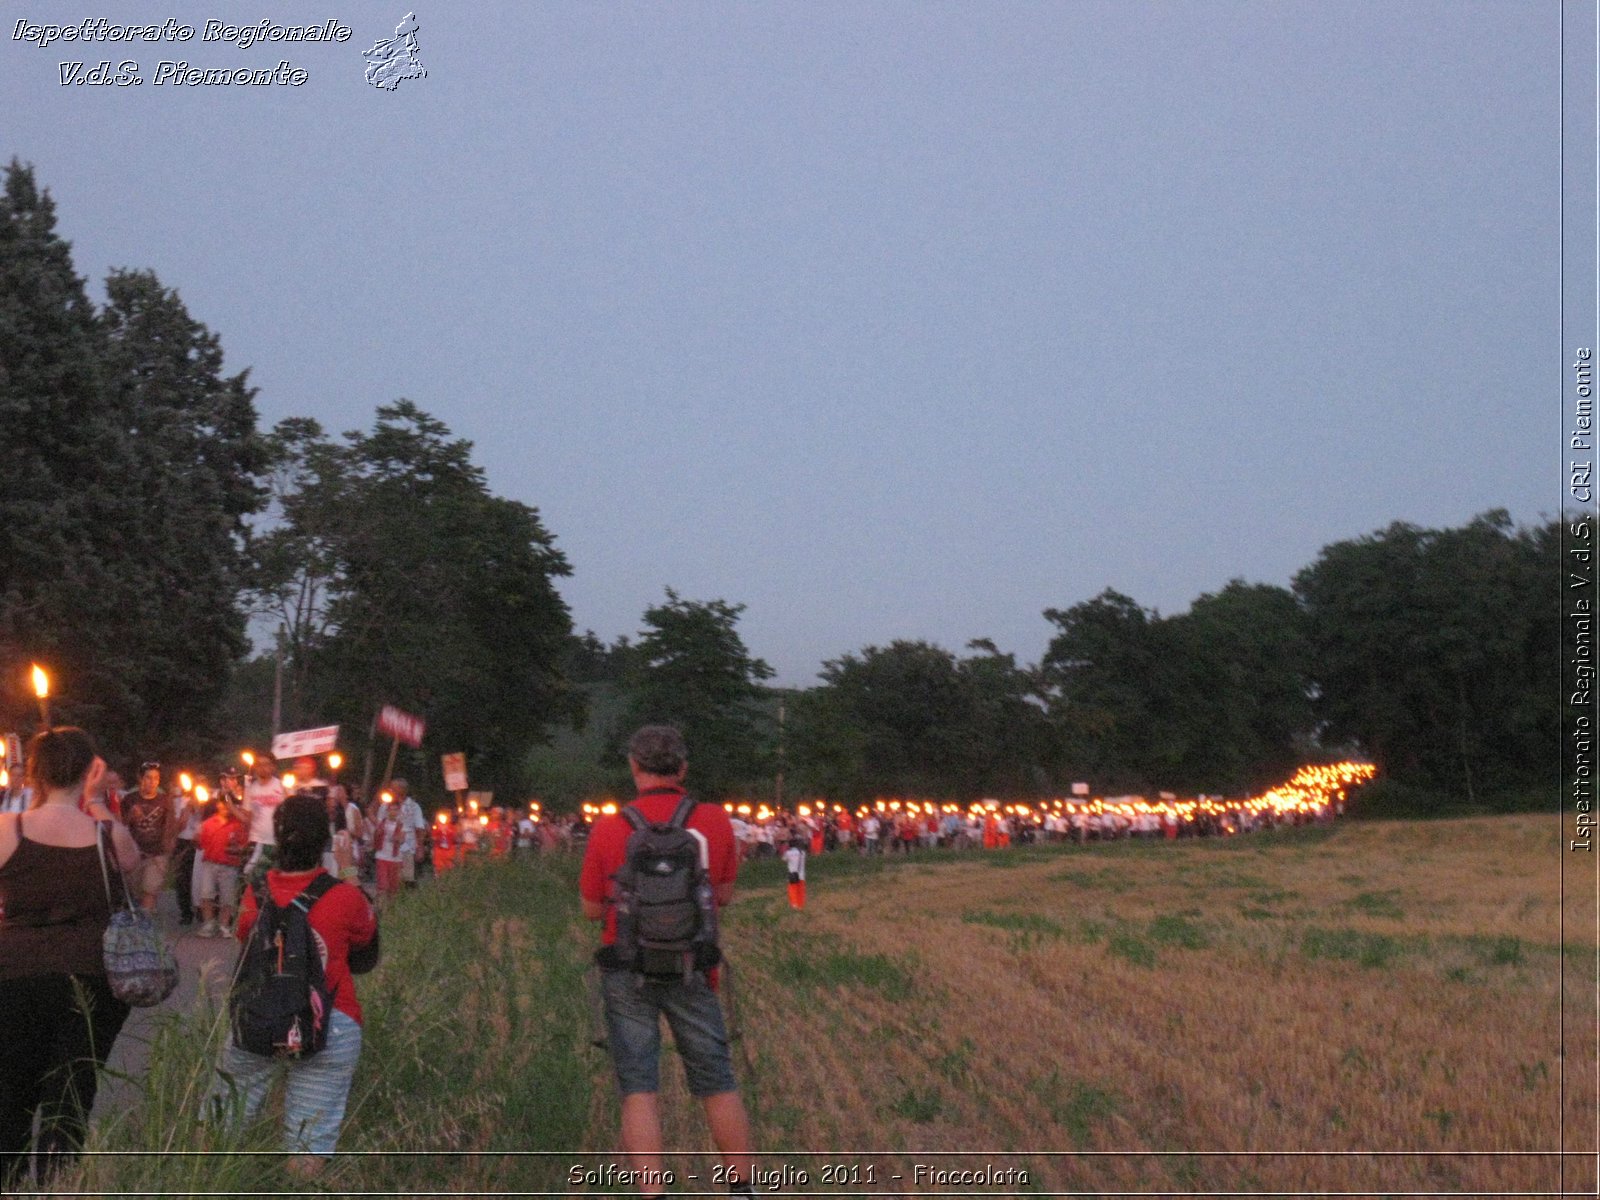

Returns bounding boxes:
[30,665,50,730]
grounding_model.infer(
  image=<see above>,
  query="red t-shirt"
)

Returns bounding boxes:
[579,786,739,946]
[237,867,378,1025]
[197,813,248,865]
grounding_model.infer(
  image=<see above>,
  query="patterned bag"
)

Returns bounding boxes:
[95,823,179,1007]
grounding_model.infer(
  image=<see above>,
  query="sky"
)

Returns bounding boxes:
[2,1,1566,686]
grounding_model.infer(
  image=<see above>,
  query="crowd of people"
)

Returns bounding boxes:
[0,730,384,1187]
[572,760,1374,866]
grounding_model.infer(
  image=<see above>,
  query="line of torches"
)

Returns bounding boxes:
[435,796,542,831]
[16,666,1372,830]
[577,761,1378,828]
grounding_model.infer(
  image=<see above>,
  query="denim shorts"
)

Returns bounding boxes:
[599,967,737,1098]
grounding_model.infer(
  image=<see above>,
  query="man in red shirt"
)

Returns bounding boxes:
[579,726,754,1200]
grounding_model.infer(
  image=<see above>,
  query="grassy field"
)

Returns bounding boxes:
[35,813,1595,1197]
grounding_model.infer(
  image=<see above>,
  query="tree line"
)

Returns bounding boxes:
[559,508,1555,816]
[0,161,1558,812]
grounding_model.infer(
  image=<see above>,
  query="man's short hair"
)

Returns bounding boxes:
[628,725,687,775]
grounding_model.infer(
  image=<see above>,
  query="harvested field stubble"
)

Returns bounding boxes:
[720,814,1591,1196]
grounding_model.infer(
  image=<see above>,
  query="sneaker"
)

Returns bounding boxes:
[197,920,219,938]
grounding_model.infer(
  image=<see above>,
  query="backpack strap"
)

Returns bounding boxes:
[667,792,697,830]
[620,805,648,832]
[290,872,340,915]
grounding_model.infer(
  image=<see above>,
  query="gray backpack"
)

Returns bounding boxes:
[610,794,720,979]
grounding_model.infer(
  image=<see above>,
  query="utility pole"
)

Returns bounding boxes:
[775,699,786,810]
[271,629,285,738]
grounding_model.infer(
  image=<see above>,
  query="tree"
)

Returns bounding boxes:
[1294,510,1557,803]
[248,402,577,797]
[0,162,266,760]
[1161,581,1312,793]
[245,417,350,730]
[1039,589,1171,790]
[956,639,1051,796]
[0,161,120,737]
[1039,583,1315,795]
[618,590,773,800]
[790,638,1047,801]
[97,268,268,755]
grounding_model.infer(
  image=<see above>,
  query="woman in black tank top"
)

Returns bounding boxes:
[0,727,141,1191]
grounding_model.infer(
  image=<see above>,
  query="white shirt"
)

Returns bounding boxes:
[782,846,805,880]
[374,813,414,862]
[397,796,426,834]
[243,777,286,845]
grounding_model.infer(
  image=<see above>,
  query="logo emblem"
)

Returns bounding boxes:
[364,11,427,91]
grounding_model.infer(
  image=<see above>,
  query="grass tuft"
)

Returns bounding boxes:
[1147,914,1210,949]
[1028,1070,1120,1145]
[887,1085,945,1122]
[770,944,915,1001]
[1343,889,1406,919]
[1107,929,1157,968]
[1301,926,1402,969]
[962,909,1066,937]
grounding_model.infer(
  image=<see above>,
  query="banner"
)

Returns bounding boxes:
[441,752,467,792]
[1070,782,1090,796]
[271,725,340,760]
[378,704,425,748]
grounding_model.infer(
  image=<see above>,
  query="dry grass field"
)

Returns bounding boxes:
[604,815,1596,1197]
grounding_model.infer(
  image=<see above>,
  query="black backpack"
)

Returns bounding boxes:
[230,874,338,1059]
[610,794,720,979]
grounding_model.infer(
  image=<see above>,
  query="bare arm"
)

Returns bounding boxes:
[0,812,18,870]
[80,802,141,872]
[108,819,140,872]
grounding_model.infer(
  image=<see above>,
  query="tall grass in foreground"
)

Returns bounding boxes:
[30,856,593,1197]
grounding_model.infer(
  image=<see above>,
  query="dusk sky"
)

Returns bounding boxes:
[3,2,1560,685]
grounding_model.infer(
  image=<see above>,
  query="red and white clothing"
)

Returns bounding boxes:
[372,813,411,895]
[243,777,286,847]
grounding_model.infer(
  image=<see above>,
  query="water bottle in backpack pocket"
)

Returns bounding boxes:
[610,794,720,980]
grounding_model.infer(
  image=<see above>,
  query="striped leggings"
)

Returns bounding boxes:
[208,1010,362,1156]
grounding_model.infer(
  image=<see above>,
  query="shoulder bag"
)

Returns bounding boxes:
[95,821,179,1006]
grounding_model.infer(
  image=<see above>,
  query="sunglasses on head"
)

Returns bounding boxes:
[139,761,160,774]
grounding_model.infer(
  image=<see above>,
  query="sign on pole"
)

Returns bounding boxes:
[1070,782,1090,796]
[272,725,340,760]
[4,734,20,771]
[468,791,494,810]
[441,752,468,793]
[377,704,426,748]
